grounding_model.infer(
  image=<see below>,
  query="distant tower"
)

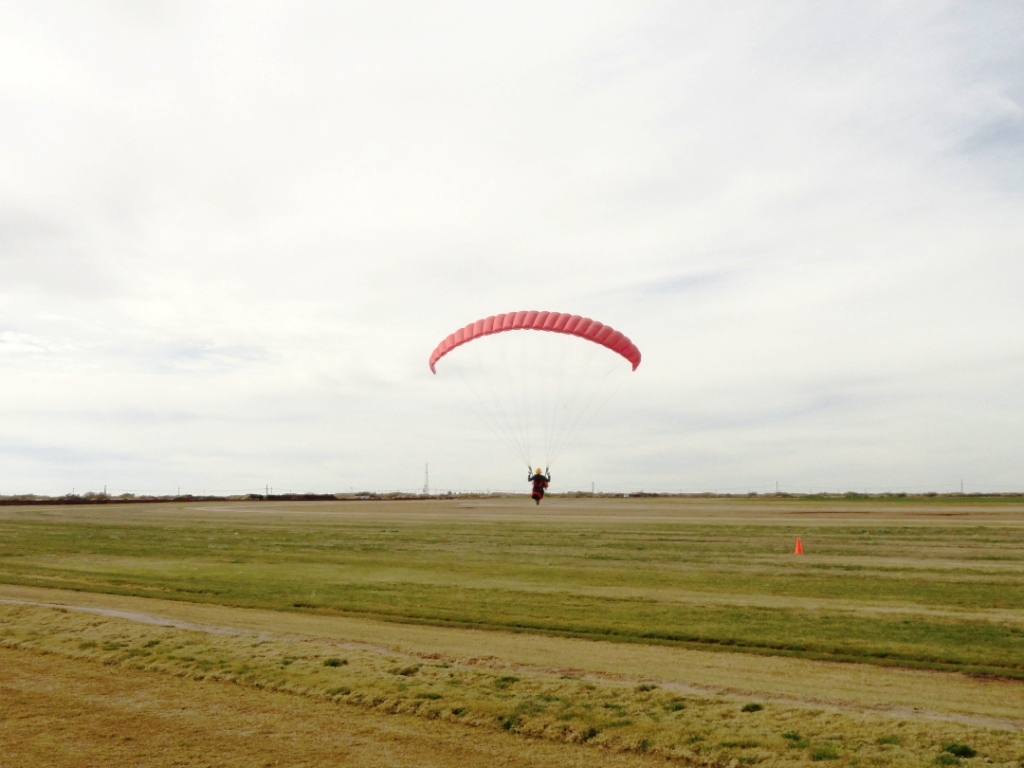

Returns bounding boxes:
[423,463,430,495]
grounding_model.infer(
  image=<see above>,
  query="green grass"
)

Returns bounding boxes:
[1,498,1022,676]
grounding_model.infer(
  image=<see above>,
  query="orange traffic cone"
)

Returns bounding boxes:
[794,537,804,555]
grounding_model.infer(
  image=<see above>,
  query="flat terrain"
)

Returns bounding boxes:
[0,640,653,768]
[1,496,1023,766]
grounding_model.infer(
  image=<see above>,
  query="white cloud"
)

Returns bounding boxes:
[1,1,1022,494]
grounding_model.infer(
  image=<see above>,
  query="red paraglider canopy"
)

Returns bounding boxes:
[429,311,641,373]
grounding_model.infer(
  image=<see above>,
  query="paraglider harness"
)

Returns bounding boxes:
[528,468,551,504]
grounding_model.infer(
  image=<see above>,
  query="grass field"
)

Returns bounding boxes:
[1,496,1023,766]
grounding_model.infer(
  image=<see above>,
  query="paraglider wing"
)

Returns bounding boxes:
[429,311,641,373]
[428,311,641,470]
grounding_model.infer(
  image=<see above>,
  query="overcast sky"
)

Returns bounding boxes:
[1,1,1022,495]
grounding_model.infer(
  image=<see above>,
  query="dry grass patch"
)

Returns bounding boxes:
[0,645,658,768]
[4,603,1024,766]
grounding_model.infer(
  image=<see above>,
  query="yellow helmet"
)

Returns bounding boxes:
[535,468,543,474]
